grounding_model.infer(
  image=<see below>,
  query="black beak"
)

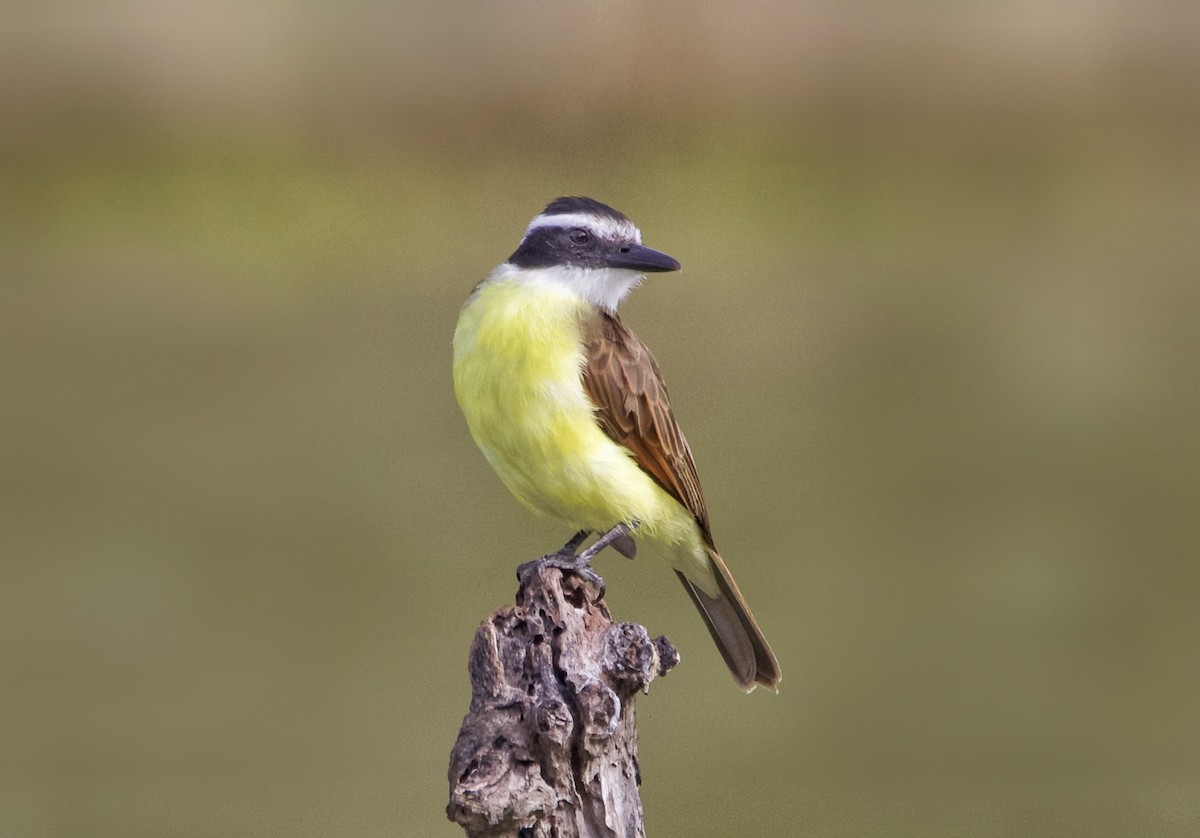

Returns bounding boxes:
[608,243,681,273]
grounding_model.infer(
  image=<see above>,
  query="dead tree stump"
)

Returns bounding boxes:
[447,564,679,838]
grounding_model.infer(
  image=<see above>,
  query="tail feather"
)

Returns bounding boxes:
[676,549,781,692]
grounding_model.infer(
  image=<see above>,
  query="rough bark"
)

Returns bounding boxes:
[447,565,679,838]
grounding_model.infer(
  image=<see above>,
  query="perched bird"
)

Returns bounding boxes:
[452,196,781,691]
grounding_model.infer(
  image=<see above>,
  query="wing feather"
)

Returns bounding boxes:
[581,311,713,543]
[582,311,782,691]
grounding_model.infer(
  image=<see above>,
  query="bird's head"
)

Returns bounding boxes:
[506,196,681,311]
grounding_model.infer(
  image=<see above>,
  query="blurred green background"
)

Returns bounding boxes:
[3,2,1199,836]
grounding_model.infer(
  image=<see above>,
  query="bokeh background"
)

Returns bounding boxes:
[3,2,1199,835]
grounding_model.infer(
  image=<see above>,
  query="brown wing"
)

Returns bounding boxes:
[581,311,713,544]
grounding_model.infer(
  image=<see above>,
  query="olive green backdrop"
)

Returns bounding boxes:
[3,3,1198,836]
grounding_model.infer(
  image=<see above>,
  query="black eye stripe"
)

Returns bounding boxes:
[509,226,620,269]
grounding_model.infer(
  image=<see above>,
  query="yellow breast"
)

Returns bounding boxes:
[452,273,695,548]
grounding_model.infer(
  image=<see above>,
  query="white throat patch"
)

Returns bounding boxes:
[488,263,644,312]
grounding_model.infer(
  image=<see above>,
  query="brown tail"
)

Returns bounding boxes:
[676,548,781,692]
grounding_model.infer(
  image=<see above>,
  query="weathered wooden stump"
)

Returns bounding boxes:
[447,564,679,838]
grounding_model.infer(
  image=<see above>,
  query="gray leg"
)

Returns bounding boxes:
[554,529,591,558]
[515,523,638,595]
[576,522,637,564]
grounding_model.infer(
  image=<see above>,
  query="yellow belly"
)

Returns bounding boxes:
[452,275,701,555]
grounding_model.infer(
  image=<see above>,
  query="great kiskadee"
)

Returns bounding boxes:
[452,196,781,691]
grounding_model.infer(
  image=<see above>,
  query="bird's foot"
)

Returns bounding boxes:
[516,551,605,596]
[515,523,640,600]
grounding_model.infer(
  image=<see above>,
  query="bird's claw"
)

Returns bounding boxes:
[516,553,605,599]
[515,523,640,600]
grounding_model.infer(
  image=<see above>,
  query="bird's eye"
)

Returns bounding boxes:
[568,228,590,245]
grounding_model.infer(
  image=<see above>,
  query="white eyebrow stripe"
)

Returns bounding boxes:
[521,213,641,244]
